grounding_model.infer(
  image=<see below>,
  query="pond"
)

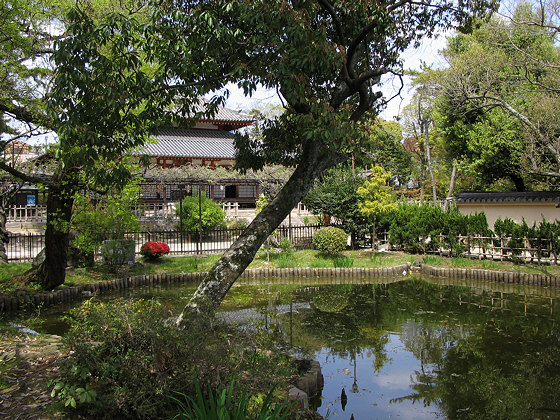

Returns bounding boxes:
[5,274,560,419]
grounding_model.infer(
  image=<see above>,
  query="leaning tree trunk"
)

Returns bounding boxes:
[0,209,9,264]
[177,140,345,324]
[24,185,75,290]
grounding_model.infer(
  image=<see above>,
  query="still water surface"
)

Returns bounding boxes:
[7,275,560,419]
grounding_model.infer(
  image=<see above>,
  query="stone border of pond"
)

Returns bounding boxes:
[10,263,557,313]
[421,264,560,286]
[0,264,412,313]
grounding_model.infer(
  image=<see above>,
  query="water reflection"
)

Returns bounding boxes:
[5,275,560,419]
[229,277,560,419]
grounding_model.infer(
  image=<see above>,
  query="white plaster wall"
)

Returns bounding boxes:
[457,203,560,228]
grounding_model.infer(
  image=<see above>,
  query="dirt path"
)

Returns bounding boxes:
[0,332,66,419]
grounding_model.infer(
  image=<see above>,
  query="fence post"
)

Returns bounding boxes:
[500,238,504,261]
[467,235,471,259]
[553,233,558,265]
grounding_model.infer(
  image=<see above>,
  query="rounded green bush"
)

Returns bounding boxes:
[312,227,348,256]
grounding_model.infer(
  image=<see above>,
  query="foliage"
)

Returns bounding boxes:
[303,166,370,247]
[56,298,297,418]
[228,218,250,230]
[176,193,226,233]
[312,227,348,257]
[50,367,97,409]
[171,380,293,420]
[71,184,140,258]
[432,3,560,189]
[438,100,526,191]
[140,241,170,259]
[278,237,294,255]
[366,119,413,186]
[389,203,489,255]
[357,165,398,222]
[275,253,297,269]
[333,256,354,268]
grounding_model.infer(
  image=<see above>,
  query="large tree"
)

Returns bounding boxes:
[435,2,560,189]
[153,0,495,320]
[0,1,174,289]
[51,0,495,315]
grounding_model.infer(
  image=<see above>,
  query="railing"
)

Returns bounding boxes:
[5,224,328,262]
[6,232,46,261]
[7,202,311,225]
[394,234,560,265]
[11,227,559,266]
[7,206,47,223]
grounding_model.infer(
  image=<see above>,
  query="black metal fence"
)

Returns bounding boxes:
[6,233,45,262]
[10,228,560,266]
[6,224,328,262]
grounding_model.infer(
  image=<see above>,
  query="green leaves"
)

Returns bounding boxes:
[357,164,398,221]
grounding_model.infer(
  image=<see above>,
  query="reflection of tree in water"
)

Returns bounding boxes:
[434,319,560,419]
[281,284,391,371]
[255,278,560,418]
[391,282,560,419]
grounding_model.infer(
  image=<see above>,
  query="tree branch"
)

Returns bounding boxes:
[467,94,560,165]
[0,161,54,186]
[0,102,52,130]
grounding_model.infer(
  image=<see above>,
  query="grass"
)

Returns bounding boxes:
[421,253,560,276]
[2,248,560,295]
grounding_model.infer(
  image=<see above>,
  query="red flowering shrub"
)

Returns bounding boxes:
[140,241,170,259]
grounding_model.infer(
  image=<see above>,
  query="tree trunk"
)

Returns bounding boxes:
[24,185,74,290]
[424,123,437,205]
[0,210,9,265]
[177,140,344,324]
[443,162,457,211]
[511,174,526,192]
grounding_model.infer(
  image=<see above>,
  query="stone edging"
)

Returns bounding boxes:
[0,264,412,313]
[421,264,560,287]
[288,359,324,411]
[4,263,559,313]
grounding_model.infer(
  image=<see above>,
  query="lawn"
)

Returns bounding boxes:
[1,249,560,295]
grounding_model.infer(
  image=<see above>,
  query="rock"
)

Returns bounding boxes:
[31,248,45,268]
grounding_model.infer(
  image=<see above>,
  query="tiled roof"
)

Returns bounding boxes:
[136,129,236,159]
[204,106,252,124]
[455,191,560,204]
[188,99,252,125]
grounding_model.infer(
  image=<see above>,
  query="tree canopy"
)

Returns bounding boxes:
[1,0,497,303]
[432,2,560,190]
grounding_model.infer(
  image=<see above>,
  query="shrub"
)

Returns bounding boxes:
[54,298,297,419]
[278,237,294,255]
[312,227,347,256]
[276,253,296,268]
[140,241,170,259]
[228,218,250,230]
[172,380,294,419]
[176,193,226,233]
[71,186,140,262]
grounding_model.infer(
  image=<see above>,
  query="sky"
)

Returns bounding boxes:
[11,27,451,146]
[223,33,450,121]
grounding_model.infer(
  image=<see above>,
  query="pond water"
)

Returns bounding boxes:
[5,275,560,419]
